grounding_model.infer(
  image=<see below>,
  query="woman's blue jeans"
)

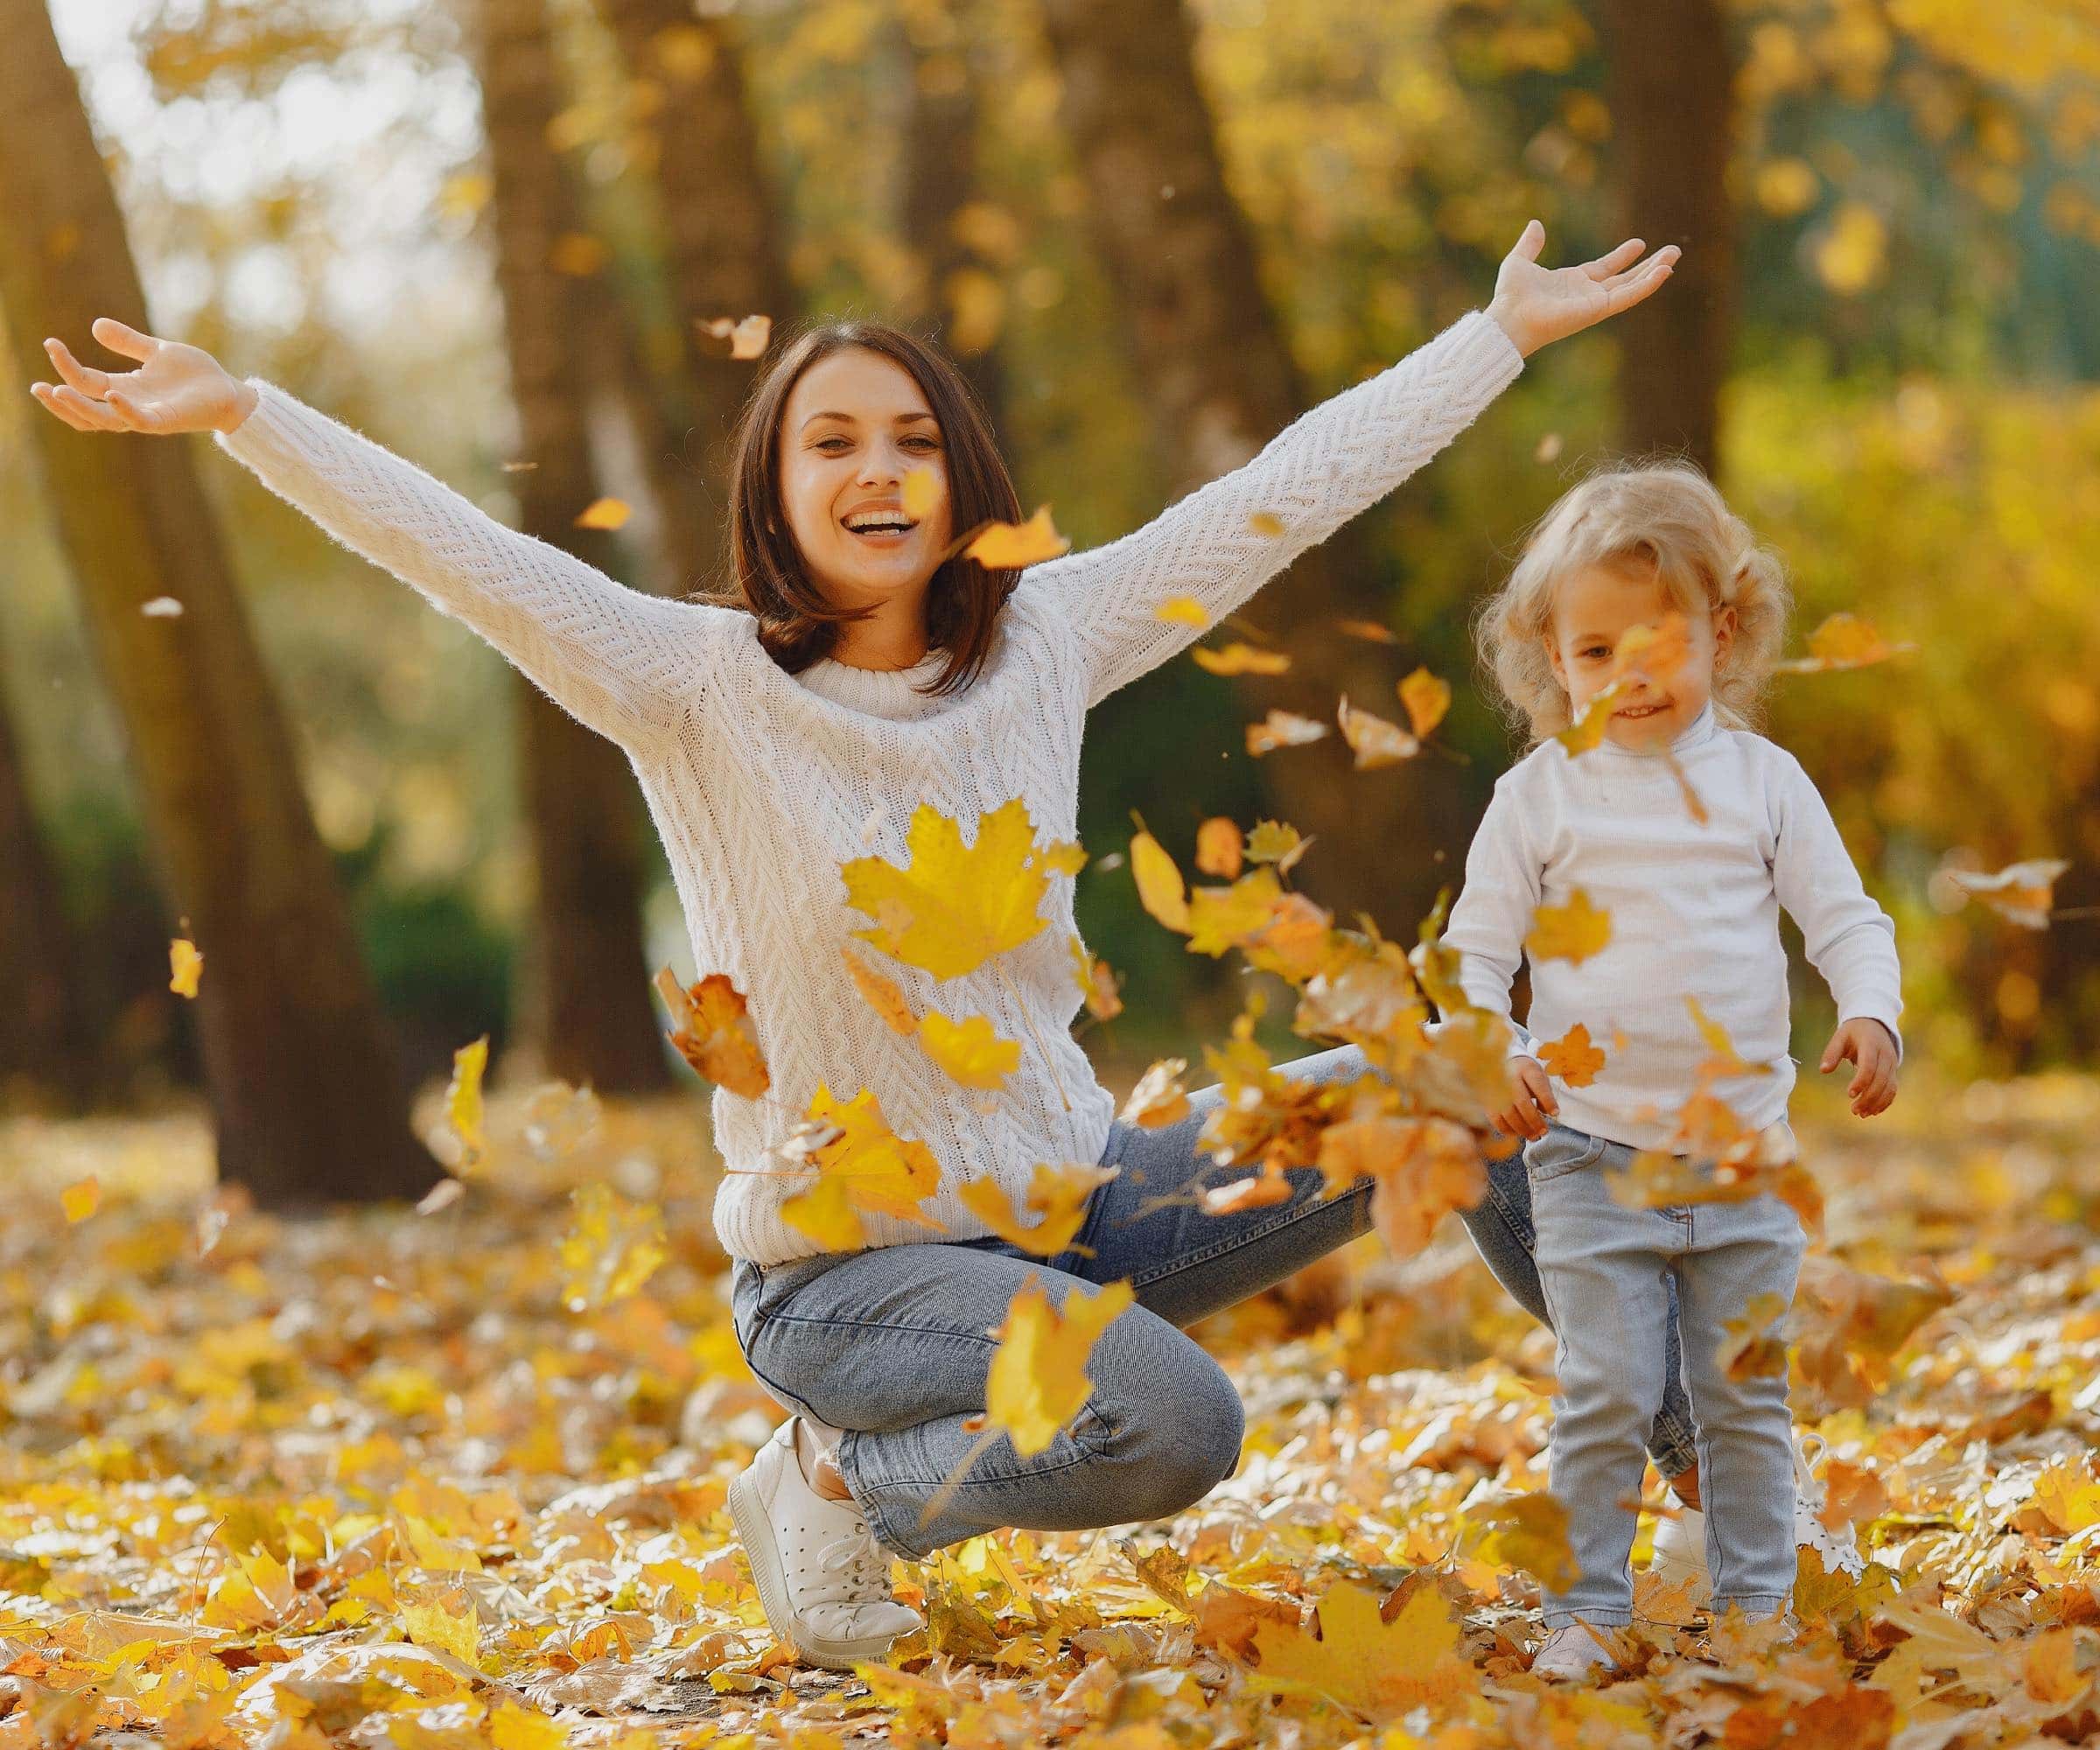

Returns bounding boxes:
[729,1044,1700,1558]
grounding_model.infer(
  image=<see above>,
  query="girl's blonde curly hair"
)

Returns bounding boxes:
[1475,461,1792,748]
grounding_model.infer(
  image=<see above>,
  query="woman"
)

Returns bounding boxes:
[32,220,1681,1670]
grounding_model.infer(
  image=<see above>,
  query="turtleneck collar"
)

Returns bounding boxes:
[1592,697,1718,759]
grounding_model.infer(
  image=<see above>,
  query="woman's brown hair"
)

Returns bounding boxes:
[709,318,1022,696]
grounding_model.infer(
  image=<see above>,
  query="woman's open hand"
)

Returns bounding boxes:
[1487,220,1680,359]
[29,318,256,437]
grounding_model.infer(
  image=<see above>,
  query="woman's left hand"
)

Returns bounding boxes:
[1486,221,1680,359]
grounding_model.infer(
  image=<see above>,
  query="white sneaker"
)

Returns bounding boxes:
[1533,1620,1622,1680]
[1644,1432,1866,1610]
[727,1418,922,1670]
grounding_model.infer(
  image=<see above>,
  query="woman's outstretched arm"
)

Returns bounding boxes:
[1022,223,1677,709]
[31,319,723,755]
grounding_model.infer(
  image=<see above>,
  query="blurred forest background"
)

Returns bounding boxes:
[3,0,2097,1199]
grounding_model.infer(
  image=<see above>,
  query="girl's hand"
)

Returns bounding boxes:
[1820,1018,1899,1117]
[1493,1056,1559,1142]
[1486,221,1680,359]
[29,318,256,438]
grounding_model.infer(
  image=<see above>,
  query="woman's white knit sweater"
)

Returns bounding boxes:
[214,310,1524,1264]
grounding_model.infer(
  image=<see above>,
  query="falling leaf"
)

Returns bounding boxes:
[1396,668,1451,739]
[1318,1116,1485,1256]
[1068,934,1123,1021]
[982,1277,1134,1456]
[416,1179,465,1217]
[1554,681,1622,756]
[695,313,772,359]
[843,798,1079,980]
[1194,817,1244,880]
[962,507,1069,569]
[140,596,183,617]
[1193,642,1292,676]
[1476,1493,1579,1591]
[60,1178,99,1224]
[1525,891,1612,963]
[778,1085,945,1251]
[1186,867,1287,957]
[1247,512,1286,537]
[1792,1256,1952,1408]
[1537,1023,1606,1087]
[920,1011,1020,1089]
[1337,697,1418,768]
[1945,858,2070,930]
[1130,826,1192,933]
[444,1034,488,1167]
[169,937,203,998]
[1201,1163,1295,1214]
[1535,431,1564,463]
[653,970,770,1099]
[841,946,917,1035]
[574,498,631,532]
[1335,618,1396,643]
[1775,612,1917,674]
[957,1161,1118,1256]
[1121,1058,1191,1129]
[901,466,941,522]
[1154,596,1209,626]
[1247,710,1330,757]
[1245,820,1310,873]
[1684,995,1768,1076]
[1717,1290,1791,1380]
[1250,1581,1472,1718]
[557,1183,668,1312]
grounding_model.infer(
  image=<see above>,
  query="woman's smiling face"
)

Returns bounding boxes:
[776,346,955,617]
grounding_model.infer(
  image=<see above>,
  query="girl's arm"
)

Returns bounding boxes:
[1441,774,1546,1056]
[32,320,723,755]
[1020,222,1677,709]
[1769,753,1904,1056]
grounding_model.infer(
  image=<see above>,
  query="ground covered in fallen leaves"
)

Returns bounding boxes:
[2,1066,2098,1748]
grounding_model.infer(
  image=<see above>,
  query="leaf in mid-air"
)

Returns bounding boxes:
[1194,817,1244,879]
[1336,696,1418,768]
[1193,642,1291,676]
[843,798,1081,980]
[695,312,772,360]
[963,507,1069,569]
[1247,710,1330,757]
[654,970,770,1099]
[1942,858,2068,930]
[957,1161,1118,1256]
[1130,826,1192,933]
[169,937,204,998]
[1068,934,1124,1020]
[444,1034,489,1168]
[778,1085,946,1252]
[1775,612,1916,674]
[920,1010,1020,1089]
[981,1276,1134,1457]
[1120,1058,1191,1129]
[1525,891,1612,964]
[841,946,918,1035]
[574,498,631,531]
[1537,1023,1606,1087]
[1555,680,1622,756]
[557,1182,668,1312]
[1397,667,1451,739]
[1154,595,1209,626]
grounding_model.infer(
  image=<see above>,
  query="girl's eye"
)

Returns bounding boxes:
[1580,646,1609,660]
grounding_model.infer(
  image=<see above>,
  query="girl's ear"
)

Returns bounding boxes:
[1541,629,1566,688]
[1712,602,1740,665]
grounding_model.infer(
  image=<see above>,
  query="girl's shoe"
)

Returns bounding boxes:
[1644,1432,1866,1609]
[728,1418,922,1670]
[1533,1620,1622,1680]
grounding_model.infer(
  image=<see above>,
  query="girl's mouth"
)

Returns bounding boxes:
[1615,699,1671,721]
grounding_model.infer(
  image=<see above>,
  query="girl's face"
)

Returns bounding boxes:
[1544,562,1736,751]
[777,346,954,622]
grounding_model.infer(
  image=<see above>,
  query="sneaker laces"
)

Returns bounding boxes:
[814,1517,889,1603]
[1791,1431,1830,1508]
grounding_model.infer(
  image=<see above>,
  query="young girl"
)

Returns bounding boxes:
[1444,464,1901,1679]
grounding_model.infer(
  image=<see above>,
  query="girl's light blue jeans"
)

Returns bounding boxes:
[1525,1120,1806,1628]
[729,1044,1700,1560]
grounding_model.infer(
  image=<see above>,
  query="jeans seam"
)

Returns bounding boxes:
[755,1311,1001,1348]
[1123,1176,1370,1293]
[856,1406,1116,1496]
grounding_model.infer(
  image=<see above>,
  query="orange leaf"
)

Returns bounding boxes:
[841,946,917,1035]
[1194,817,1244,880]
[1193,641,1291,676]
[169,937,203,998]
[1775,612,1916,674]
[963,507,1069,570]
[1336,696,1418,768]
[1396,668,1451,738]
[1120,1058,1191,1128]
[1536,1023,1606,1087]
[778,1086,945,1251]
[654,969,771,1099]
[574,498,631,531]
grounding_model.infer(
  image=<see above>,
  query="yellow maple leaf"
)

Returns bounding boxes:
[1186,867,1285,957]
[574,497,631,531]
[1526,890,1612,963]
[1250,1581,1472,1718]
[60,1178,100,1224]
[1396,667,1451,738]
[1537,1023,1606,1087]
[169,936,203,998]
[1477,1493,1580,1592]
[956,1161,1118,1257]
[1193,641,1291,676]
[1337,696,1418,768]
[1154,595,1209,626]
[843,798,1076,979]
[1775,611,1916,674]
[983,1277,1134,1456]
[557,1182,668,1312]
[1244,819,1309,872]
[841,946,917,1035]
[1130,826,1191,933]
[962,506,1069,569]
[1684,994,1768,1076]
[402,1592,480,1667]
[778,1085,945,1251]
[920,1010,1019,1089]
[654,969,770,1098]
[444,1034,488,1169]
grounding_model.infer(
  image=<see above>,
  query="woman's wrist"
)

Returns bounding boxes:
[1486,295,1537,360]
[218,379,260,435]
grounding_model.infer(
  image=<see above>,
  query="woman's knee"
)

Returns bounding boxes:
[1094,1345,1246,1522]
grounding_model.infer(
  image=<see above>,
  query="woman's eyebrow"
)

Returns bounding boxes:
[799,410,939,430]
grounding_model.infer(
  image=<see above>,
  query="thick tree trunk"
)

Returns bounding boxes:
[0,662,86,1107]
[475,0,669,1095]
[593,0,798,492]
[900,0,1009,438]
[1036,0,1477,937]
[0,0,436,1205]
[1601,0,1734,475]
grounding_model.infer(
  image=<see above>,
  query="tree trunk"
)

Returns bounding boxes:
[900,0,1009,438]
[593,0,798,493]
[1035,0,1477,937]
[0,0,436,1206]
[1601,0,1734,475]
[0,661,86,1108]
[475,0,668,1094]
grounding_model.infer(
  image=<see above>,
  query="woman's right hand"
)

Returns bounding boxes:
[1492,1055,1559,1142]
[29,318,257,437]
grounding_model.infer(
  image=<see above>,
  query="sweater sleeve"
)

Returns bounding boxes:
[214,382,721,755]
[1019,311,1524,709]
[1769,752,1905,1060]
[1442,768,1545,1059]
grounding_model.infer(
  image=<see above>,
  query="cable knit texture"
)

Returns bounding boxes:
[1442,701,1904,1152]
[214,310,1524,1263]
